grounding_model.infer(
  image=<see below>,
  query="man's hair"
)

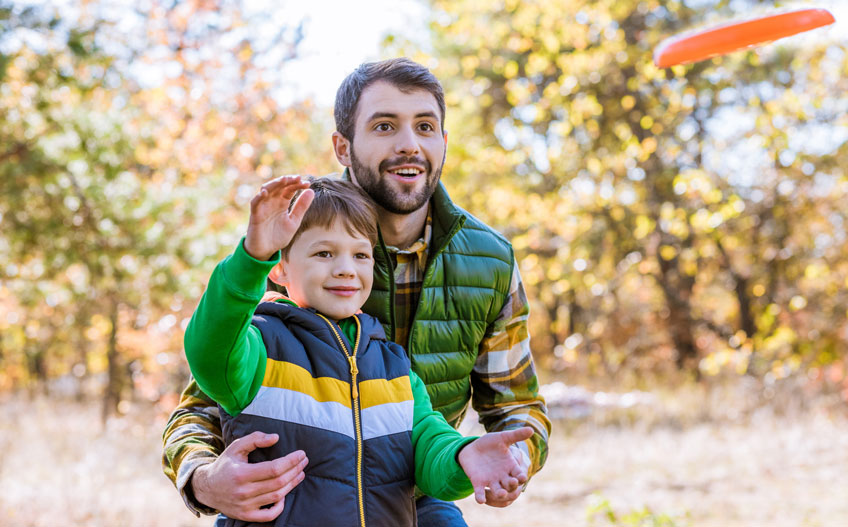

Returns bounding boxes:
[281,177,379,260]
[334,57,446,141]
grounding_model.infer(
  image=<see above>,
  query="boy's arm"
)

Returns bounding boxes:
[184,239,277,416]
[188,174,313,412]
[410,371,533,504]
[410,370,476,500]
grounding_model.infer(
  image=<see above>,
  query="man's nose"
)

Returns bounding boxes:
[394,125,420,156]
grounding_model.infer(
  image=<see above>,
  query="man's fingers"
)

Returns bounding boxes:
[242,495,287,524]
[247,453,308,495]
[227,432,279,460]
[245,450,308,483]
[247,468,306,510]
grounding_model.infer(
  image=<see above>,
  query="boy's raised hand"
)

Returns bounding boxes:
[244,176,314,261]
[457,426,535,506]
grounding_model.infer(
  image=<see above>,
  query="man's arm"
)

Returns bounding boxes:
[471,259,552,480]
[162,379,225,516]
[162,378,308,521]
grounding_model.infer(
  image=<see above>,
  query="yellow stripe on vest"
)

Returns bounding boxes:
[263,358,352,409]
[359,376,413,410]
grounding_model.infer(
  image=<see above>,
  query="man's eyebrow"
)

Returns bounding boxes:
[366,111,439,121]
[367,112,397,122]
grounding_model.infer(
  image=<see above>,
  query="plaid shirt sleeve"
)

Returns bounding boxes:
[470,259,551,478]
[162,377,224,516]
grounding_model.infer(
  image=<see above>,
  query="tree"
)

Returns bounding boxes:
[0,1,337,415]
[393,0,848,383]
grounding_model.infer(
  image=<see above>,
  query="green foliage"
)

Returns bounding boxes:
[586,493,689,527]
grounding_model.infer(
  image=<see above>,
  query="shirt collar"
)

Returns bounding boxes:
[384,204,432,270]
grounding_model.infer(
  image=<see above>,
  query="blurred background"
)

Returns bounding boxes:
[2,0,848,525]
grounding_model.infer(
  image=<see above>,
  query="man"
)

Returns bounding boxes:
[163,58,551,526]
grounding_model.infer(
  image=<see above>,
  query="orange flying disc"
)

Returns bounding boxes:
[654,8,835,68]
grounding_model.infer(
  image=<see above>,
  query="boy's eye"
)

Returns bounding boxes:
[355,252,372,260]
[314,251,331,258]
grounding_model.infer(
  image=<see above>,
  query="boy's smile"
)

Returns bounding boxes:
[274,221,374,320]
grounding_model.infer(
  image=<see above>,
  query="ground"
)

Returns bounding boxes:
[1,389,845,527]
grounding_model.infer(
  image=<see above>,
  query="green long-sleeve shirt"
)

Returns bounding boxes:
[184,239,476,500]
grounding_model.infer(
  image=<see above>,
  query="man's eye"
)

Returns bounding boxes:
[419,122,434,132]
[375,123,393,132]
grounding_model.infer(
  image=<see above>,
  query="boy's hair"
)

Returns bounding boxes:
[281,177,379,260]
[334,57,446,141]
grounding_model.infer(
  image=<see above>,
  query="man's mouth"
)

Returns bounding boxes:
[386,165,425,179]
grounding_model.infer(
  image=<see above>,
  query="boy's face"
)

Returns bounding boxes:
[274,221,374,321]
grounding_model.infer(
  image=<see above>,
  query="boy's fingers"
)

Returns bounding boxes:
[501,426,534,446]
[474,485,487,504]
[501,476,519,492]
[485,485,521,507]
[288,188,315,222]
[257,176,309,204]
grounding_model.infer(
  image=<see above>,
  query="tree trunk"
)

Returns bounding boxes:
[102,299,121,421]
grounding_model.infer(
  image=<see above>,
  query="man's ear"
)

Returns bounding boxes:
[332,131,352,167]
[268,261,288,287]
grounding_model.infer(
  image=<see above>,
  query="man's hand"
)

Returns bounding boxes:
[457,426,534,507]
[244,175,314,261]
[191,431,308,522]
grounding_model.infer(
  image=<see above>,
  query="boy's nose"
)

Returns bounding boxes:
[333,257,356,277]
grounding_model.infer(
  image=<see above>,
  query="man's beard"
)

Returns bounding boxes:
[350,148,443,215]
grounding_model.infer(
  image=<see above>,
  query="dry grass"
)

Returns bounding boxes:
[2,384,846,527]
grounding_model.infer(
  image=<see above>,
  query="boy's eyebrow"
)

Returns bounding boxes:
[306,238,372,249]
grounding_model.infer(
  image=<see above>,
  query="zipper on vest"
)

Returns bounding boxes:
[316,314,366,527]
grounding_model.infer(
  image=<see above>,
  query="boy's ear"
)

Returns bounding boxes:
[268,261,288,287]
[332,131,352,167]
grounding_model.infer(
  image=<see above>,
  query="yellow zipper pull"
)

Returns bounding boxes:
[348,356,359,399]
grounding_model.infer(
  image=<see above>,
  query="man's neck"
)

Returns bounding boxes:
[378,204,428,250]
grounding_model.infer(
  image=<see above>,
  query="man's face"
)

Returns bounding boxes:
[276,222,374,321]
[348,81,447,214]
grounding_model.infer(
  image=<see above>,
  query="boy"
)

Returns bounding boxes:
[185,175,532,526]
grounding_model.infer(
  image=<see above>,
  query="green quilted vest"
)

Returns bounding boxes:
[362,182,514,428]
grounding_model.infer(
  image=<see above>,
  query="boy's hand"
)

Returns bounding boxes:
[457,426,534,507]
[244,175,314,261]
